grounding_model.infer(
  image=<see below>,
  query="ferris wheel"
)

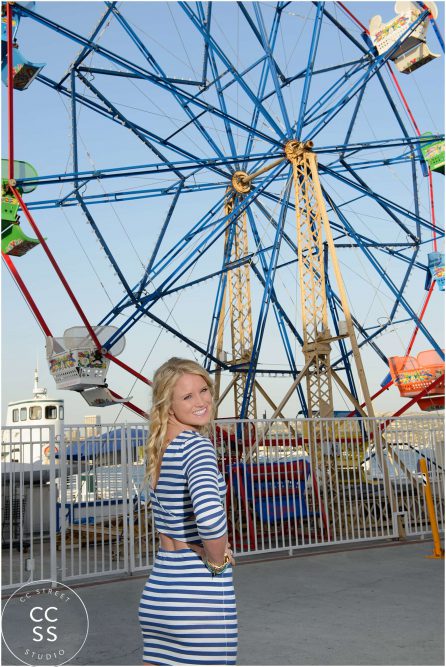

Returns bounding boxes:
[2,1,445,421]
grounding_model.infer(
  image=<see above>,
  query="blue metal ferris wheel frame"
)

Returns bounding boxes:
[11,1,445,417]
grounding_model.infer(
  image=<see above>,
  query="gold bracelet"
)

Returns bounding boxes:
[207,553,230,569]
[205,553,230,574]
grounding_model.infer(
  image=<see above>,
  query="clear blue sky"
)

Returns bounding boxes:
[2,1,444,425]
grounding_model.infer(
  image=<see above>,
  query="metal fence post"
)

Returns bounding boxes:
[49,426,58,585]
[123,424,133,574]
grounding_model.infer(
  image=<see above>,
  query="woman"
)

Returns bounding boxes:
[139,357,238,666]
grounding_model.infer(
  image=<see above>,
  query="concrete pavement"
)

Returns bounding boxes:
[2,539,444,666]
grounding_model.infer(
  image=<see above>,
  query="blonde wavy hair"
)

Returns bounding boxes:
[145,357,215,486]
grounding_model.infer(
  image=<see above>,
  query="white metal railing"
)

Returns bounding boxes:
[1,425,58,588]
[55,424,148,583]
[212,416,444,555]
[1,415,444,589]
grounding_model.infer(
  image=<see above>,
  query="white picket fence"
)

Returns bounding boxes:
[1,416,444,590]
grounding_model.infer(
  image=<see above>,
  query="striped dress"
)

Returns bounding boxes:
[139,430,238,665]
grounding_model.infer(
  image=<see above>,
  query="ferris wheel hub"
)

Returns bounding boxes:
[231,170,251,194]
[284,139,314,161]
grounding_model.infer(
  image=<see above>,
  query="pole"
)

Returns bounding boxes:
[7,2,15,181]
[2,253,53,336]
[419,458,444,559]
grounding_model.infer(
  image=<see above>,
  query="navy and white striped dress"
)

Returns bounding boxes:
[139,430,238,665]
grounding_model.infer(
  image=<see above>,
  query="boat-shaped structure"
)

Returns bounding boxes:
[2,370,63,484]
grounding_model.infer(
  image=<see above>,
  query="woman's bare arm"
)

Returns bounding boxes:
[182,437,235,567]
[202,534,227,564]
[202,534,235,566]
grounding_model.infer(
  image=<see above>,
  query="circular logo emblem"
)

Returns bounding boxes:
[2,580,89,666]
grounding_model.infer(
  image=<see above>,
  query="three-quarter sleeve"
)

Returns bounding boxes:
[181,435,227,541]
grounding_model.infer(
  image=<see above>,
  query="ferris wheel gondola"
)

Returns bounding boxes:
[1,159,41,256]
[369,1,440,73]
[1,1,45,90]
[46,326,130,407]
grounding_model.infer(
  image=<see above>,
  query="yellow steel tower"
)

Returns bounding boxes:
[221,142,375,422]
[215,189,257,419]
[285,139,374,420]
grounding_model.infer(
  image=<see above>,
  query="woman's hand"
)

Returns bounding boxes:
[225,542,235,566]
[201,534,235,567]
[200,542,235,567]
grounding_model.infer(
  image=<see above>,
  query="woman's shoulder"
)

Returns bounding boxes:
[179,431,215,455]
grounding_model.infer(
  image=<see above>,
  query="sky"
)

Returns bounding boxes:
[1,0,445,426]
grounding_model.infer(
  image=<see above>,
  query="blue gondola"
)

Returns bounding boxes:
[1,2,44,90]
[425,251,445,291]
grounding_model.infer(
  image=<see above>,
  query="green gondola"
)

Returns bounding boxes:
[1,158,40,256]
[1,219,40,256]
[420,133,445,174]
